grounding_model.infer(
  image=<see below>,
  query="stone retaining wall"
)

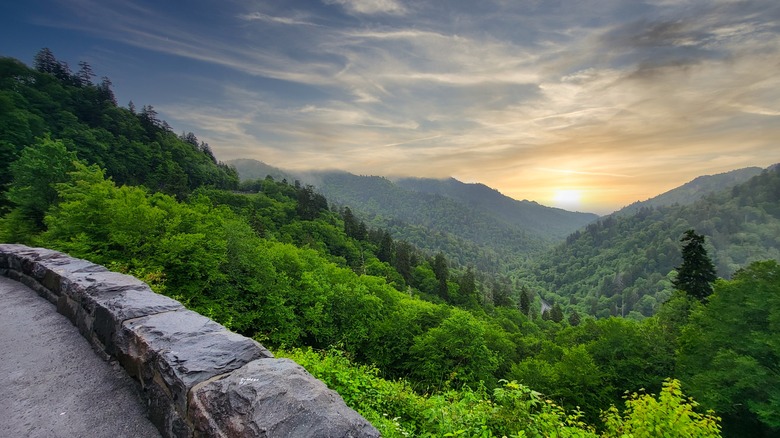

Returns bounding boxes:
[0,244,380,438]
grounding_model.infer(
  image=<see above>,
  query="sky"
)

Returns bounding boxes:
[1,0,779,214]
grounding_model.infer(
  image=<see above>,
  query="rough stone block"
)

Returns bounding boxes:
[89,287,185,355]
[17,247,63,277]
[116,309,273,427]
[189,358,381,438]
[36,257,107,294]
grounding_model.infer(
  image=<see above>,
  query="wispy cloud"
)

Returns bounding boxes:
[324,0,407,16]
[26,0,780,213]
[238,12,321,27]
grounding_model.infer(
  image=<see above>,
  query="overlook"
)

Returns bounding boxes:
[0,244,379,438]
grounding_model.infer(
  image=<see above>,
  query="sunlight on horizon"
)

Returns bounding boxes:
[552,189,583,210]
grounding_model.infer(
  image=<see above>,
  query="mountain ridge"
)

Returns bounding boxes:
[226,159,598,271]
[524,164,780,319]
[614,167,764,217]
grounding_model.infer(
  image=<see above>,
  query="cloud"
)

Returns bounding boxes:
[324,0,406,15]
[238,12,320,27]
[31,0,780,212]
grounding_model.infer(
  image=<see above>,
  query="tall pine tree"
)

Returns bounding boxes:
[673,229,717,301]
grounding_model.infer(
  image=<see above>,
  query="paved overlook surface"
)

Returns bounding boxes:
[0,276,161,438]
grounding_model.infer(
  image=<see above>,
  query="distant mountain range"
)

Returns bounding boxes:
[229,159,780,318]
[227,159,598,272]
[394,177,597,241]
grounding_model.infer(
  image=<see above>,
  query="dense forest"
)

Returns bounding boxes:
[228,159,597,273]
[524,167,780,319]
[2,50,779,437]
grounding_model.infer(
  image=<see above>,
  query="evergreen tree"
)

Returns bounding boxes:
[432,252,449,301]
[520,287,531,315]
[97,77,117,105]
[492,278,513,307]
[550,303,564,323]
[33,48,58,74]
[76,61,94,86]
[377,230,393,263]
[673,229,717,301]
[457,267,478,307]
[393,241,413,283]
[568,309,581,326]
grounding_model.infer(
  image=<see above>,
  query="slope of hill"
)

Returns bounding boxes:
[227,159,598,272]
[312,172,549,273]
[0,55,238,213]
[228,158,297,183]
[395,177,597,240]
[524,165,780,319]
[615,167,763,217]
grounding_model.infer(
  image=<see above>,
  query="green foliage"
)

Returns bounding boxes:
[601,379,721,438]
[677,261,780,436]
[281,348,721,438]
[409,309,500,390]
[526,166,780,318]
[4,137,78,233]
[0,53,238,207]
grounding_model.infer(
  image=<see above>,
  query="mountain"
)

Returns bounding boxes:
[226,159,598,272]
[524,165,780,319]
[395,177,598,240]
[615,167,763,217]
[228,159,297,183]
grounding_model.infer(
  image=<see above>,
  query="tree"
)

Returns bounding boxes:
[97,77,117,105]
[550,303,564,323]
[76,61,95,86]
[33,48,58,74]
[520,287,531,315]
[673,229,717,301]
[456,267,478,307]
[376,230,393,263]
[432,252,449,301]
[5,137,79,231]
[568,309,581,326]
[678,260,780,436]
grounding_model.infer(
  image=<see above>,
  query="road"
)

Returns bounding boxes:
[0,276,161,438]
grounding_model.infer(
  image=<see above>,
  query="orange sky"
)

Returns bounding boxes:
[6,0,778,214]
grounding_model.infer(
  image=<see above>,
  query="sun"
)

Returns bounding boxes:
[552,190,582,209]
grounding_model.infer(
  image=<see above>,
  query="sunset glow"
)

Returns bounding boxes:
[552,190,583,210]
[3,0,778,214]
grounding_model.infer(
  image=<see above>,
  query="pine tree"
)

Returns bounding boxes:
[432,253,449,302]
[550,303,564,323]
[377,231,393,263]
[76,61,95,86]
[568,309,581,326]
[673,229,717,301]
[33,48,58,74]
[520,287,530,316]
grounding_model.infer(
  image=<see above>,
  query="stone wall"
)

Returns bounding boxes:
[0,244,380,438]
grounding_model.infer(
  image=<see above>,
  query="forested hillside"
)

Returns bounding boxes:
[395,177,597,240]
[525,167,780,318]
[4,50,779,436]
[615,167,764,217]
[228,159,597,273]
[0,52,237,215]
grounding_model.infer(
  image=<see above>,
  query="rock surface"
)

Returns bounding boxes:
[190,358,381,438]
